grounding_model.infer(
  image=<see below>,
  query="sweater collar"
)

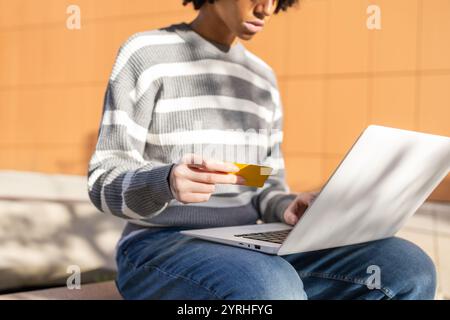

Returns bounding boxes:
[173,22,246,58]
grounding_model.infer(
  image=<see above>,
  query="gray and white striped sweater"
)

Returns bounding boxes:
[87,22,297,238]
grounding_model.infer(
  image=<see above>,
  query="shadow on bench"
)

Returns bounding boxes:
[0,281,122,300]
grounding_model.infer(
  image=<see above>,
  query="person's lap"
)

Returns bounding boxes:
[116,227,436,300]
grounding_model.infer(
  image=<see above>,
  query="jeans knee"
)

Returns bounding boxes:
[225,262,307,300]
[384,238,437,299]
[404,246,437,299]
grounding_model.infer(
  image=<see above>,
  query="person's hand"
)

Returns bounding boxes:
[283,191,320,225]
[169,154,246,204]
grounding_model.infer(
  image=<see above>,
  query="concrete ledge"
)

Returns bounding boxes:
[0,171,89,203]
[0,281,122,300]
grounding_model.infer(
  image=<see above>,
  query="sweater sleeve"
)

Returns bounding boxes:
[87,38,174,221]
[252,78,297,223]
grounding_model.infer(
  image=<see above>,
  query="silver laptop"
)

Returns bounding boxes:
[181,125,450,255]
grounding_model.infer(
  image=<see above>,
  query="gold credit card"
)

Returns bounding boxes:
[230,162,273,188]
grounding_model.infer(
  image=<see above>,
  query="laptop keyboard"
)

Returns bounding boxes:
[234,229,291,244]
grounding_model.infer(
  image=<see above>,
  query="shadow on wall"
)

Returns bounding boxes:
[82,132,98,172]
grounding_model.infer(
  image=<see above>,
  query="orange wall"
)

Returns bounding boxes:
[0,0,449,201]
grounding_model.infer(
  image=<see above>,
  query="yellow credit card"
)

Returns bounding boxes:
[230,162,273,188]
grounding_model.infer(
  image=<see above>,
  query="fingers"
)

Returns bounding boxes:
[309,192,319,204]
[179,154,246,185]
[179,181,220,203]
[169,155,248,205]
[284,192,316,225]
[303,191,319,206]
[179,179,216,194]
[181,153,240,173]
[284,209,299,226]
[177,192,213,204]
[172,180,216,204]
[186,168,246,185]
[204,161,240,173]
[170,170,215,203]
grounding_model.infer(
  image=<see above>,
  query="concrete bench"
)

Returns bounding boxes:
[0,171,126,298]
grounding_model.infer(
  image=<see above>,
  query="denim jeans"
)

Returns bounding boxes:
[115,227,436,300]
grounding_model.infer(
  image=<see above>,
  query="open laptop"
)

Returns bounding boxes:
[181,125,450,255]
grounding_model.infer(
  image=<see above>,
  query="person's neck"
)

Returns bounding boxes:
[189,9,238,48]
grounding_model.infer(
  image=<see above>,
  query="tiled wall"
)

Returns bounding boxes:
[0,0,449,200]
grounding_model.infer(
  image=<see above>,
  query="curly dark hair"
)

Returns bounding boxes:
[182,0,299,14]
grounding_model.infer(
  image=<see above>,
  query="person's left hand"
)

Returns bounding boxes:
[283,191,320,225]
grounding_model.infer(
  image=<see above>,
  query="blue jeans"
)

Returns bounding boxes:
[115,227,436,300]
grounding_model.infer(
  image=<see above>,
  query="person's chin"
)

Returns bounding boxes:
[237,32,255,41]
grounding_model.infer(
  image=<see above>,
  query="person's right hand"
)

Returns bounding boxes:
[169,154,246,204]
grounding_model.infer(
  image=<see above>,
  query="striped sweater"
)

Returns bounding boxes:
[87,22,297,238]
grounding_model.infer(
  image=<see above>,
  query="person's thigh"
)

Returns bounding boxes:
[116,228,307,300]
[283,237,437,300]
